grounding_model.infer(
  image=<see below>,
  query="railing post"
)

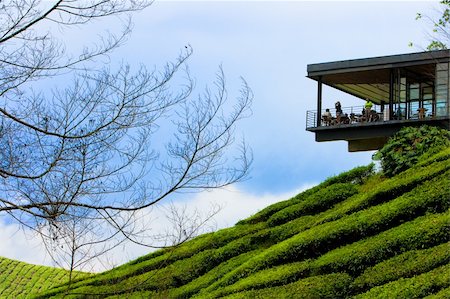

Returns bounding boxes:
[317,76,322,127]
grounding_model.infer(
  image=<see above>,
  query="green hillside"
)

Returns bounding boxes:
[0,256,90,298]
[2,128,450,298]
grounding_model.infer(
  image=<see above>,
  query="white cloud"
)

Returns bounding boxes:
[185,184,315,229]
[0,219,54,267]
[0,183,315,272]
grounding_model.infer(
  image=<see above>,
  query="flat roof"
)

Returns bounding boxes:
[307,50,450,104]
[307,49,450,78]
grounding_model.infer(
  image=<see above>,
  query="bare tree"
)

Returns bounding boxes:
[0,0,252,275]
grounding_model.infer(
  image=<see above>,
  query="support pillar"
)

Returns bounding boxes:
[317,76,322,127]
[389,69,394,120]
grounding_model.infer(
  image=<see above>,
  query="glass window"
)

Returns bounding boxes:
[423,86,433,100]
[409,88,419,100]
[436,99,448,117]
[436,74,448,85]
[409,101,420,119]
[437,63,449,71]
[436,85,448,98]
[435,63,449,112]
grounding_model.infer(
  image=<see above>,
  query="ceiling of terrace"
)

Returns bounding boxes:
[312,64,436,105]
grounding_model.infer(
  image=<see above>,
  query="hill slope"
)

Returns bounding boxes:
[2,147,450,298]
[0,256,90,298]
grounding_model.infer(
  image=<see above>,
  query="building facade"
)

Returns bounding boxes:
[306,50,450,151]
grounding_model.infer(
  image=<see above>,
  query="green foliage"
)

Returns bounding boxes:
[414,0,450,49]
[352,242,450,292]
[207,260,313,298]
[321,163,374,185]
[428,0,450,50]
[219,273,352,299]
[374,125,450,177]
[424,286,450,299]
[210,211,449,299]
[354,264,450,299]
[40,222,265,297]
[237,163,374,225]
[36,229,272,298]
[198,173,449,293]
[313,212,450,275]
[168,250,263,299]
[267,155,449,244]
[267,183,358,226]
[0,257,90,298]
[10,148,450,299]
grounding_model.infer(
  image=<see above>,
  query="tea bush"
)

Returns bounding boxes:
[202,178,449,292]
[23,147,450,299]
[267,183,358,226]
[353,264,450,299]
[0,257,89,299]
[374,125,450,177]
[208,212,449,298]
[237,164,374,225]
[424,286,450,299]
[352,242,450,291]
[218,273,352,299]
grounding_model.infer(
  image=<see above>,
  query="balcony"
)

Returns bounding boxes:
[306,104,450,152]
[306,50,450,152]
[306,105,384,129]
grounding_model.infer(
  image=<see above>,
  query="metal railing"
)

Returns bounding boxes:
[306,105,384,129]
[306,103,450,129]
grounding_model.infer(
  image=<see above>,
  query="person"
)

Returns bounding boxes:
[370,110,379,121]
[417,107,427,119]
[364,99,373,121]
[395,106,403,120]
[335,101,343,115]
[335,101,343,123]
[341,113,350,124]
[322,108,332,125]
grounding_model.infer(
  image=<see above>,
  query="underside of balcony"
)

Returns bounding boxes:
[307,117,450,152]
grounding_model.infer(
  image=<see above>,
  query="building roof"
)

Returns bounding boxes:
[307,50,450,104]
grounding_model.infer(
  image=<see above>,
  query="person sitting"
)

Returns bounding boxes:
[322,108,332,126]
[370,110,379,122]
[360,108,367,122]
[417,107,427,119]
[341,113,350,124]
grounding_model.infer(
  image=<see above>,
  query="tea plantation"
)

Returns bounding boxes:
[0,256,90,298]
[2,131,450,298]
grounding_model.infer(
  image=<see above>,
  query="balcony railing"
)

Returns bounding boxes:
[306,104,450,129]
[305,104,445,129]
[306,105,385,129]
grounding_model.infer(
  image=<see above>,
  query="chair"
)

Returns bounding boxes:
[322,115,332,126]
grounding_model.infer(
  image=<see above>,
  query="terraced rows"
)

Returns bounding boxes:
[0,256,90,298]
[28,148,450,298]
[2,148,449,298]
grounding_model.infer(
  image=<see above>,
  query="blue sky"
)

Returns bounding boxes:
[0,0,443,270]
[122,0,435,193]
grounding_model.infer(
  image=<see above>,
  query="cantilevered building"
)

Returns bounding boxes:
[306,50,450,152]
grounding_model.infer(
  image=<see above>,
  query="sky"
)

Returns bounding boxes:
[0,0,443,271]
